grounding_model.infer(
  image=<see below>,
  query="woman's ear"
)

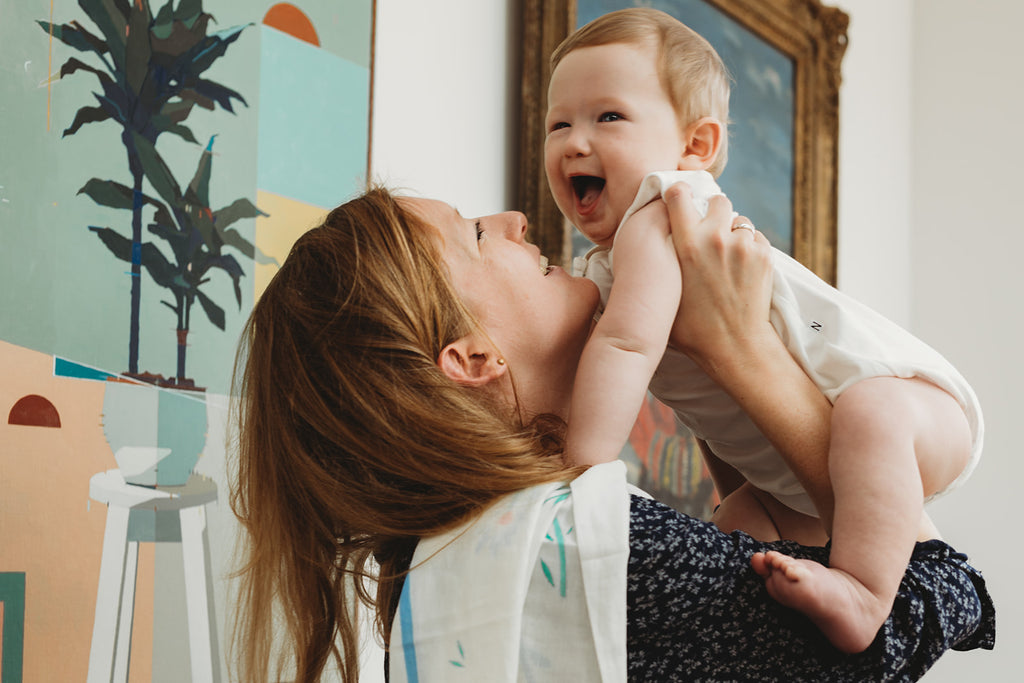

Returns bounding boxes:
[438,333,508,386]
[678,117,724,171]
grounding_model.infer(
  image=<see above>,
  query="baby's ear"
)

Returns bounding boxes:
[678,117,724,171]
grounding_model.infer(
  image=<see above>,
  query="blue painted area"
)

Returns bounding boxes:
[398,582,420,682]
[53,356,115,381]
[0,572,26,683]
[156,388,207,485]
[257,26,370,208]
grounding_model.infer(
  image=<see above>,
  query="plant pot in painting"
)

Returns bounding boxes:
[102,381,207,486]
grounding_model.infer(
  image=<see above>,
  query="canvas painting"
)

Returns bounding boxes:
[0,1,374,680]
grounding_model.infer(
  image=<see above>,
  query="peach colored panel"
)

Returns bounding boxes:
[0,340,154,682]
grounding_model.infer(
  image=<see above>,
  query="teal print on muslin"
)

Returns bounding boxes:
[545,486,571,506]
[449,640,466,668]
[541,559,554,588]
[541,517,568,597]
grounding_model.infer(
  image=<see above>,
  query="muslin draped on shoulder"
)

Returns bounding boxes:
[388,461,645,682]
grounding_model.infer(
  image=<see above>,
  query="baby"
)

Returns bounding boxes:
[547,8,983,654]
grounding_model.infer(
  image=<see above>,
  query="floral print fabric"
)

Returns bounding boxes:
[626,495,995,682]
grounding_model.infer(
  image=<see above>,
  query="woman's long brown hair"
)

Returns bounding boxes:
[229,188,578,682]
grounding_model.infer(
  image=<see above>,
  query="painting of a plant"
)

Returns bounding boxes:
[79,136,271,388]
[38,0,251,377]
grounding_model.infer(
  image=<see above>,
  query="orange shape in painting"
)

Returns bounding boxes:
[263,3,320,46]
[8,394,61,428]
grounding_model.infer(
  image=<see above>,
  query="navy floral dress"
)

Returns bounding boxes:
[627,495,995,681]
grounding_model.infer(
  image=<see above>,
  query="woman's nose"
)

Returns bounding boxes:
[501,211,528,241]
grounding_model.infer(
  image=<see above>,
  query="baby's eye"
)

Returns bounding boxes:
[475,221,485,241]
[598,112,624,122]
[548,121,570,133]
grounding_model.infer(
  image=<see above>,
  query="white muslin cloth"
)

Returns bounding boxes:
[574,171,983,516]
[388,461,644,682]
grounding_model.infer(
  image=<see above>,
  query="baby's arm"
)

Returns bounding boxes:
[564,201,681,466]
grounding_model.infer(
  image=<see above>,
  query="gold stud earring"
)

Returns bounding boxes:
[497,358,506,366]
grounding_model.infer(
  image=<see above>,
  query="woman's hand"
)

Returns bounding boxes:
[662,182,836,527]
[662,182,774,371]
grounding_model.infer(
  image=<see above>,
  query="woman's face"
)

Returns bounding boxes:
[407,198,599,410]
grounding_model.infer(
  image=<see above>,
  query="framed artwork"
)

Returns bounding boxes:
[518,0,848,516]
[0,1,375,679]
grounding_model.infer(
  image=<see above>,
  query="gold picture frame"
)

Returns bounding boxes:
[517,0,849,284]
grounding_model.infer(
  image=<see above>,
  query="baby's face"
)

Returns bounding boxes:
[545,41,689,247]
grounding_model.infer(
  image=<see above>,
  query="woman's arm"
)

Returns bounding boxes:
[661,183,836,530]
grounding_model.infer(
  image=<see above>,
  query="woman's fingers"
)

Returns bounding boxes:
[703,192,736,235]
[662,183,736,245]
[731,214,757,238]
[661,184,774,359]
[730,215,772,250]
[664,184,733,268]
[661,181,702,238]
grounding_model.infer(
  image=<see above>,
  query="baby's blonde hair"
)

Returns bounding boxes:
[551,7,732,176]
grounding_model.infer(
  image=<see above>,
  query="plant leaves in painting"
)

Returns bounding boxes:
[195,288,225,330]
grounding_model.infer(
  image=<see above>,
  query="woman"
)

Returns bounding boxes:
[230,185,994,682]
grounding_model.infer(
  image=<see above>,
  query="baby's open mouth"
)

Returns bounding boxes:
[571,175,605,209]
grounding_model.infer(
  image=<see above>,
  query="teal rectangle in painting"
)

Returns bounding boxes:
[257,25,370,208]
[54,356,116,382]
[0,572,26,683]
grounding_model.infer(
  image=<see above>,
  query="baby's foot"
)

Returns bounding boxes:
[750,551,890,653]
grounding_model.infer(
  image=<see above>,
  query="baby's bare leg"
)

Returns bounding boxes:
[918,510,941,542]
[713,482,781,541]
[759,377,971,653]
[713,482,828,546]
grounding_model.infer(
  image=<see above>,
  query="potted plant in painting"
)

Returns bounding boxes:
[81,135,271,389]
[38,0,250,377]
[81,134,269,485]
[40,0,258,485]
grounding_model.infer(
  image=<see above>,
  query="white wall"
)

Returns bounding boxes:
[371,0,520,216]
[910,0,1024,679]
[834,2,1019,679]
[834,0,914,324]
[369,0,1018,680]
